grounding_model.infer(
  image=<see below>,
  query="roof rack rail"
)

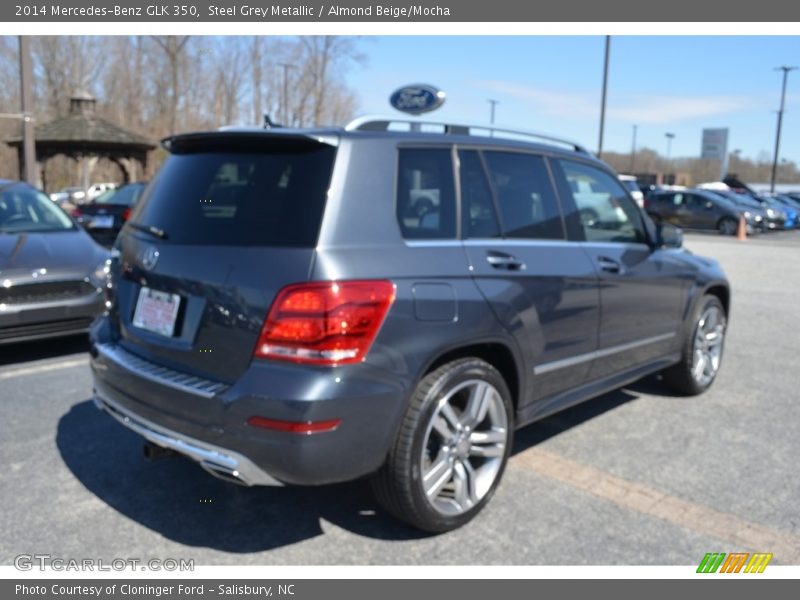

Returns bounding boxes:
[345,115,590,154]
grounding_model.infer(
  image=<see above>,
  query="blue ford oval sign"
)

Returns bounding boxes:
[390,84,446,115]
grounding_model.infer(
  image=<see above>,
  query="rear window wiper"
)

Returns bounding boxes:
[126,221,167,239]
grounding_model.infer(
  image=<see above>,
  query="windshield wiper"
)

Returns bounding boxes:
[126,221,167,239]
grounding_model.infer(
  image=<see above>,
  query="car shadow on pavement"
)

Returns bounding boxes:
[56,400,430,552]
[512,386,642,453]
[57,377,664,551]
[0,334,89,367]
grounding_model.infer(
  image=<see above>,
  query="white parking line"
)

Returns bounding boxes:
[0,357,89,381]
[512,448,800,563]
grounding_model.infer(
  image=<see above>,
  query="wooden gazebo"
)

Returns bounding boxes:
[6,92,155,190]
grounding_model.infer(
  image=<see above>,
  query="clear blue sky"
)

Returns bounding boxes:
[346,36,800,162]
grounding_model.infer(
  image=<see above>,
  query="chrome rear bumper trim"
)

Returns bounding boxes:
[94,394,281,487]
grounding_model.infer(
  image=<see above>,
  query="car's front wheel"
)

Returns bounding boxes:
[371,358,513,532]
[717,217,738,236]
[662,294,727,395]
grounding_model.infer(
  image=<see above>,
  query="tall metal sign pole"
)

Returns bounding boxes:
[19,35,37,185]
[597,36,610,158]
[770,65,797,193]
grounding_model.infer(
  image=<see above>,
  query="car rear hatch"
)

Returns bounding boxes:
[109,131,338,402]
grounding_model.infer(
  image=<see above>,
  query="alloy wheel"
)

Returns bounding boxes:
[420,379,509,516]
[691,306,726,387]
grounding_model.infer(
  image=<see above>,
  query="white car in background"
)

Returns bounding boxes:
[86,182,118,201]
[49,186,86,205]
[618,174,645,208]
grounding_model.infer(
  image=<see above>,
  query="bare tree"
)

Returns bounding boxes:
[0,35,367,184]
[150,36,190,135]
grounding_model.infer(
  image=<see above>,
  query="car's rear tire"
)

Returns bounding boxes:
[371,358,514,533]
[661,294,727,395]
[717,217,738,236]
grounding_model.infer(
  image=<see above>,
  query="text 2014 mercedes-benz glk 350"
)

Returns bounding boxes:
[90,117,730,532]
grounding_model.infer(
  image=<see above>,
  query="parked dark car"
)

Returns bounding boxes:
[0,180,109,343]
[90,118,730,532]
[645,188,762,235]
[752,195,796,230]
[709,190,780,230]
[769,193,800,214]
[73,182,147,246]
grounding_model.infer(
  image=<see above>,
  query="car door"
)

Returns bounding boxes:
[669,192,697,227]
[551,159,690,381]
[458,149,600,406]
[686,192,717,229]
[654,193,681,226]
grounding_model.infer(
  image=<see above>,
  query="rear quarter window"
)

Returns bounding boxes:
[396,148,456,240]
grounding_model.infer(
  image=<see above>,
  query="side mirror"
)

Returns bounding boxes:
[656,223,683,249]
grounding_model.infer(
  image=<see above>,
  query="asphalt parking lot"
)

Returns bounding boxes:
[1,231,799,566]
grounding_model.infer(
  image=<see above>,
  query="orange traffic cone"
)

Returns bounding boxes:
[736,215,747,241]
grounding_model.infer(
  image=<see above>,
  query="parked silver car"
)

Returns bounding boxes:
[0,180,109,343]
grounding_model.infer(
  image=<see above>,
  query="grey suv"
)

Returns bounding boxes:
[90,117,730,532]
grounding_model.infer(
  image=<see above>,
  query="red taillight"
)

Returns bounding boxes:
[246,416,341,434]
[254,280,396,366]
[70,207,82,217]
[122,207,131,221]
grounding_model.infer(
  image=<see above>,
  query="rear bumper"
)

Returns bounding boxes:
[0,291,105,344]
[93,393,281,486]
[89,330,410,486]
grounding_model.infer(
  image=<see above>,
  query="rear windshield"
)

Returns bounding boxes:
[96,184,145,206]
[130,141,335,246]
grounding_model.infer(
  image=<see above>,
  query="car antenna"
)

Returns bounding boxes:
[263,114,283,129]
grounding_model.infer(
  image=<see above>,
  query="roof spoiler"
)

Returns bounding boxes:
[161,130,338,153]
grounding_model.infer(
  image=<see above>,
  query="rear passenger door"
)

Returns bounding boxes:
[459,149,600,406]
[552,159,689,381]
[685,192,717,229]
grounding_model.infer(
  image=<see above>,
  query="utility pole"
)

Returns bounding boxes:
[629,124,638,172]
[597,35,611,158]
[488,99,498,125]
[770,65,797,193]
[665,132,675,185]
[19,36,36,185]
[279,62,294,125]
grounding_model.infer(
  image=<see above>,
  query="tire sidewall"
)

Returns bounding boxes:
[407,360,514,532]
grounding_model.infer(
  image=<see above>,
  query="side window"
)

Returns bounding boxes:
[556,160,647,244]
[458,150,500,238]
[687,194,709,208]
[396,148,456,239]
[482,151,564,240]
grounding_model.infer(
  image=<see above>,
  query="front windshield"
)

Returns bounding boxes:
[705,193,736,208]
[719,192,759,208]
[0,184,75,233]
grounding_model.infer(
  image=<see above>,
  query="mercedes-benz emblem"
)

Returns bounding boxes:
[141,246,160,271]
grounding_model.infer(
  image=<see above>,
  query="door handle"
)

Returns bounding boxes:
[597,256,625,275]
[486,251,525,271]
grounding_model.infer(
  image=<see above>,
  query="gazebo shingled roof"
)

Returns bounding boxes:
[6,92,155,186]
